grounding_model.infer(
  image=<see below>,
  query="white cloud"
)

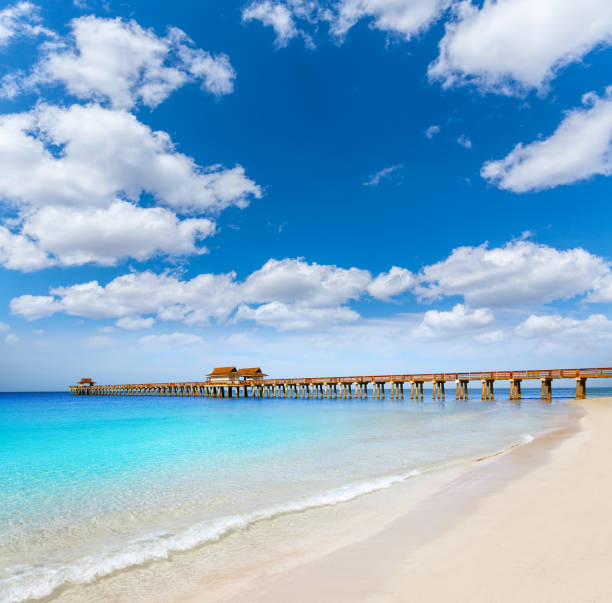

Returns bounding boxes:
[242,1,299,47]
[456,134,472,149]
[416,240,610,306]
[0,225,52,271]
[10,295,62,320]
[9,258,377,330]
[0,2,50,47]
[414,303,494,338]
[139,332,204,347]
[332,0,451,40]
[242,258,372,307]
[116,316,155,330]
[86,335,114,348]
[243,0,451,45]
[10,16,235,108]
[429,0,612,94]
[588,274,612,303]
[481,88,612,192]
[516,313,612,341]
[20,201,215,267]
[367,266,415,300]
[0,104,259,270]
[0,322,9,331]
[424,124,440,138]
[236,302,359,330]
[0,104,260,213]
[363,164,403,186]
[9,271,242,326]
[4,332,19,345]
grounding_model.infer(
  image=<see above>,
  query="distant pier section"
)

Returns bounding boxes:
[69,366,612,401]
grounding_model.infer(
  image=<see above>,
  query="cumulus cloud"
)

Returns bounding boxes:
[363,164,403,186]
[0,2,50,47]
[515,313,612,341]
[415,240,610,307]
[414,303,494,338]
[0,225,52,271]
[6,15,235,108]
[0,104,260,213]
[139,332,204,347]
[0,11,258,272]
[243,0,452,45]
[332,0,451,40]
[481,89,612,192]
[9,243,612,336]
[10,258,379,330]
[20,202,215,266]
[0,104,260,270]
[10,295,63,320]
[429,0,612,94]
[242,1,299,47]
[367,266,415,300]
[588,274,612,303]
[242,258,372,307]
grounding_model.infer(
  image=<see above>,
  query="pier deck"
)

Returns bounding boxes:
[69,367,612,401]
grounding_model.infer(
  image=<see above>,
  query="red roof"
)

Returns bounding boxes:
[238,368,268,376]
[206,367,238,376]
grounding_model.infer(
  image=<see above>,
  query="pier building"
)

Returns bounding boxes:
[69,367,611,400]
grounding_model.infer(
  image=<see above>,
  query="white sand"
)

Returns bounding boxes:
[53,398,611,603]
[220,398,612,602]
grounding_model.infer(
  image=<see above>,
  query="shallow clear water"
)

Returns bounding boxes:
[0,388,598,602]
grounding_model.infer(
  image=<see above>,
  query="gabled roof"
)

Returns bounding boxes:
[78,378,94,384]
[238,368,268,376]
[206,366,238,376]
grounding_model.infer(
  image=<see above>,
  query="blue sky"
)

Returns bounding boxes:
[1,0,612,389]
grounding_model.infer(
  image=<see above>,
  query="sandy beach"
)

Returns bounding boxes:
[48,397,610,603]
[214,397,612,603]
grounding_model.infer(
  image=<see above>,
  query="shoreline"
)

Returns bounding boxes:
[208,397,611,603]
[45,400,585,603]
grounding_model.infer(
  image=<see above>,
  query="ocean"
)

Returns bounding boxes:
[0,388,597,602]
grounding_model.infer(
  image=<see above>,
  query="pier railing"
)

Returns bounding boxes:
[68,367,612,401]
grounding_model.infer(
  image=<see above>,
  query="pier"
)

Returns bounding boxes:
[69,367,611,401]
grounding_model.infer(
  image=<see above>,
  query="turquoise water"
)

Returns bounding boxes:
[0,389,596,602]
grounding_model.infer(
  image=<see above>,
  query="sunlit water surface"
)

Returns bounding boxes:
[1,388,603,602]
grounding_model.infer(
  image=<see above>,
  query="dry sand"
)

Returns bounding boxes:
[218,397,612,603]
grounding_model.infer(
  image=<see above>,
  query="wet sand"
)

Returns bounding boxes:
[212,398,612,603]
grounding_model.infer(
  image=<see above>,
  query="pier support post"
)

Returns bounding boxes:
[576,377,587,399]
[482,379,492,401]
[541,378,553,402]
[510,379,522,400]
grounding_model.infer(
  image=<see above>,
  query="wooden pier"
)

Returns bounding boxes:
[69,367,612,401]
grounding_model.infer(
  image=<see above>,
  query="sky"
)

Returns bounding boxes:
[0,0,612,390]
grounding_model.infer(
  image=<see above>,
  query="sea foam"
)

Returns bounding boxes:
[1,469,425,602]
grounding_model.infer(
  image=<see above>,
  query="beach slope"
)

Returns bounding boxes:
[233,398,612,603]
